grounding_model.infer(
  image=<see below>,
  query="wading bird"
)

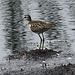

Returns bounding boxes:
[18,15,55,49]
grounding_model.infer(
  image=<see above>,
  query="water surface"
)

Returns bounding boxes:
[0,0,75,73]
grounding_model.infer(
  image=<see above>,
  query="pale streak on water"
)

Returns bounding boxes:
[0,0,11,62]
[0,0,75,73]
[57,0,75,52]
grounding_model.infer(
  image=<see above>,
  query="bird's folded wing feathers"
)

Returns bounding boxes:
[28,21,55,31]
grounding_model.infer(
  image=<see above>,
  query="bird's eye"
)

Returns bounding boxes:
[24,17,26,18]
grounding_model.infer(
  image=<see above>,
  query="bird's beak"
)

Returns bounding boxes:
[17,17,25,23]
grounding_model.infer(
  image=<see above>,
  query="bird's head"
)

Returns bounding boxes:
[23,15,32,21]
[17,15,31,23]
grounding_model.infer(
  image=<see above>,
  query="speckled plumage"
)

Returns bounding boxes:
[28,20,54,33]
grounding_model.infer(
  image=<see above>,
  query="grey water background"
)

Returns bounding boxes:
[0,0,75,73]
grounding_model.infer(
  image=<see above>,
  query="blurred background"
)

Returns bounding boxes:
[0,0,75,73]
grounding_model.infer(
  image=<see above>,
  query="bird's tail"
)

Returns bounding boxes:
[51,24,56,27]
[48,24,56,28]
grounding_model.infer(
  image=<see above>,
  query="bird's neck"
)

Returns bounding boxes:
[27,19,32,24]
[27,20,31,24]
[28,17,32,22]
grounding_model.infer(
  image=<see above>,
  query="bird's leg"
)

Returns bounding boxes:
[42,33,44,50]
[38,34,42,49]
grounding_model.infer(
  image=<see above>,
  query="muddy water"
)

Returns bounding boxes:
[0,0,75,74]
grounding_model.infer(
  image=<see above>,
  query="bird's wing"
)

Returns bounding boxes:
[29,21,45,31]
[28,21,55,32]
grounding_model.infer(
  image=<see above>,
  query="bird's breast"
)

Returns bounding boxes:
[28,24,31,30]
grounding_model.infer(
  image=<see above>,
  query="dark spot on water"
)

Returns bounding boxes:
[46,5,48,6]
[42,12,45,14]
[38,5,42,7]
[72,28,75,30]
[48,16,50,17]
[20,69,24,72]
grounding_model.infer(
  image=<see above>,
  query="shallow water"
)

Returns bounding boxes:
[0,0,75,74]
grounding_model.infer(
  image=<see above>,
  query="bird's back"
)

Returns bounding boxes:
[28,20,55,33]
